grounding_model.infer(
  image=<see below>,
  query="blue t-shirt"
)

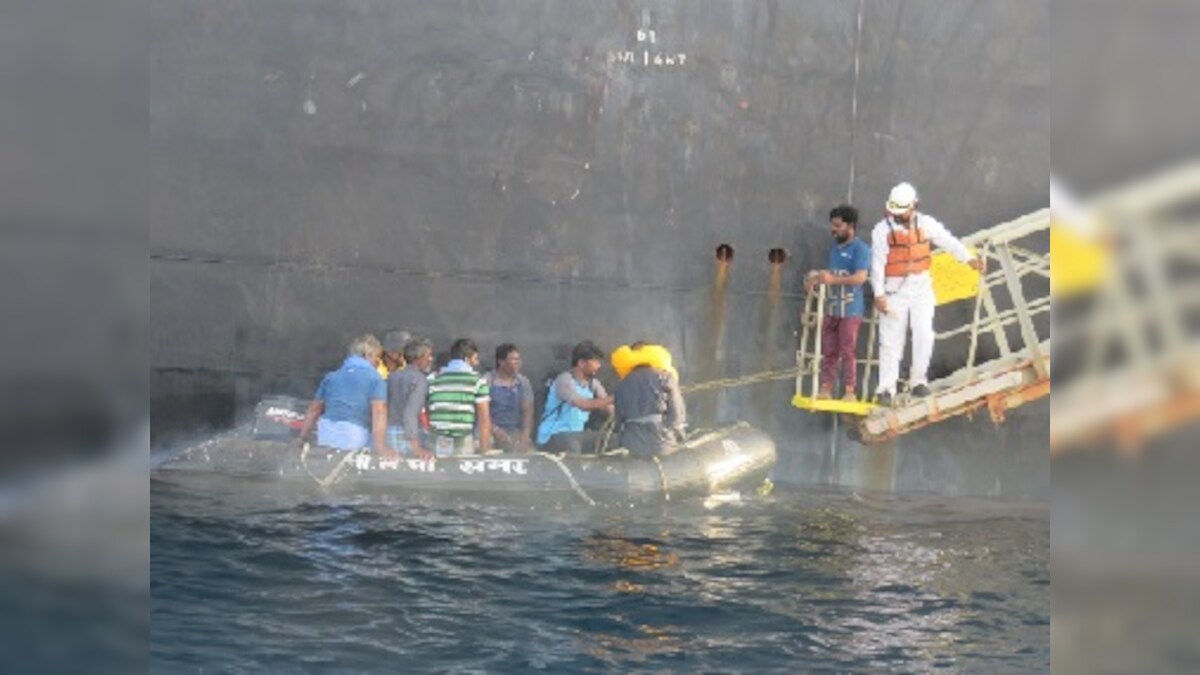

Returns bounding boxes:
[827,238,871,317]
[315,355,387,428]
[485,371,533,432]
[537,372,604,444]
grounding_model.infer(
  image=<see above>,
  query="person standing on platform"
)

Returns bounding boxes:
[805,204,871,402]
[869,182,984,406]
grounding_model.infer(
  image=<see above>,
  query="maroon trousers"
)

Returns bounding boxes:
[820,316,863,392]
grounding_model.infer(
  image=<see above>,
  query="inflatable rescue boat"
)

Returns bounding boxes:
[155,406,776,504]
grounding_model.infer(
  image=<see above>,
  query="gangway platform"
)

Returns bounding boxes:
[795,207,1052,444]
[1050,164,1200,454]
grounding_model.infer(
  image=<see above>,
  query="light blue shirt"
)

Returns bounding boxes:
[314,355,385,449]
[537,372,600,444]
[317,418,371,451]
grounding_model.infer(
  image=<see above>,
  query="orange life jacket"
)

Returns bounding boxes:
[885,220,932,277]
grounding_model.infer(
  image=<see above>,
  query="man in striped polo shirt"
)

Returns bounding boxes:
[426,338,492,456]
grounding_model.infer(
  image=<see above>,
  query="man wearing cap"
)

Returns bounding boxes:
[870,183,984,406]
[377,329,411,379]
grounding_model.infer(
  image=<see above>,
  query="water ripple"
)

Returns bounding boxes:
[152,480,1048,672]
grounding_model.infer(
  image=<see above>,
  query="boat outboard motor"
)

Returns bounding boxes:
[252,396,309,440]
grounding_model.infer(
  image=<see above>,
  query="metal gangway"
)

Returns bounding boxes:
[794,207,1052,444]
[1050,164,1200,454]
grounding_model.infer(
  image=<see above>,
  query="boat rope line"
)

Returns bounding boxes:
[536,452,597,506]
[300,442,363,488]
[651,456,671,502]
[597,416,617,454]
[681,367,802,394]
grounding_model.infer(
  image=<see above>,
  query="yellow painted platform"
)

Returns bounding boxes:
[792,395,877,416]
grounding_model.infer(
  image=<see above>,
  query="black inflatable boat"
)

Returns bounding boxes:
[155,421,776,504]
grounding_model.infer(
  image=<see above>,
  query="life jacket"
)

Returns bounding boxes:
[611,344,678,380]
[614,366,670,423]
[885,218,932,277]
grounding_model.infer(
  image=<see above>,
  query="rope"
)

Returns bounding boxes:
[651,456,671,502]
[300,442,364,488]
[681,367,802,394]
[536,452,597,506]
[597,416,617,454]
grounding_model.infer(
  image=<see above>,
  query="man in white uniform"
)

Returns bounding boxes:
[870,182,984,406]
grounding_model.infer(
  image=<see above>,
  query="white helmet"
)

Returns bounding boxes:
[886,182,918,215]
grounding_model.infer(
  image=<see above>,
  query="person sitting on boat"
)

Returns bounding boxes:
[377,329,411,379]
[537,341,613,455]
[386,336,435,461]
[426,338,492,456]
[484,343,534,453]
[612,342,687,457]
[298,333,394,460]
[804,204,870,401]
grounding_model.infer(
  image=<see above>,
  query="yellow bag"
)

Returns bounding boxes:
[1050,222,1108,298]
[931,247,981,305]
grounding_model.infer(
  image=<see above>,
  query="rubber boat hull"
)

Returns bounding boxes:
[155,422,776,502]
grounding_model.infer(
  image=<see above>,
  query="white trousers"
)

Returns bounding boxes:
[876,274,936,395]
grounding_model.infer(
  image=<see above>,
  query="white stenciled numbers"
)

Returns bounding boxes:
[606,26,685,69]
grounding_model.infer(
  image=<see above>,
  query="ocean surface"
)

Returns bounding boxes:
[150,472,1048,673]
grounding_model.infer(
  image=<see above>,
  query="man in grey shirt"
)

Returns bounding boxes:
[536,341,614,455]
[386,336,435,460]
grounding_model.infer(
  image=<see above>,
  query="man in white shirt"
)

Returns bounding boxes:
[870,182,984,406]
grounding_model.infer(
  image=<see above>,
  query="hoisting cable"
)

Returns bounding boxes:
[680,367,802,394]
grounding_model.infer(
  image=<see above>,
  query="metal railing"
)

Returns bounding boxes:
[1051,163,1200,453]
[795,209,1052,442]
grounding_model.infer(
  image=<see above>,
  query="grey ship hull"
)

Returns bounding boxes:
[151,0,1049,496]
